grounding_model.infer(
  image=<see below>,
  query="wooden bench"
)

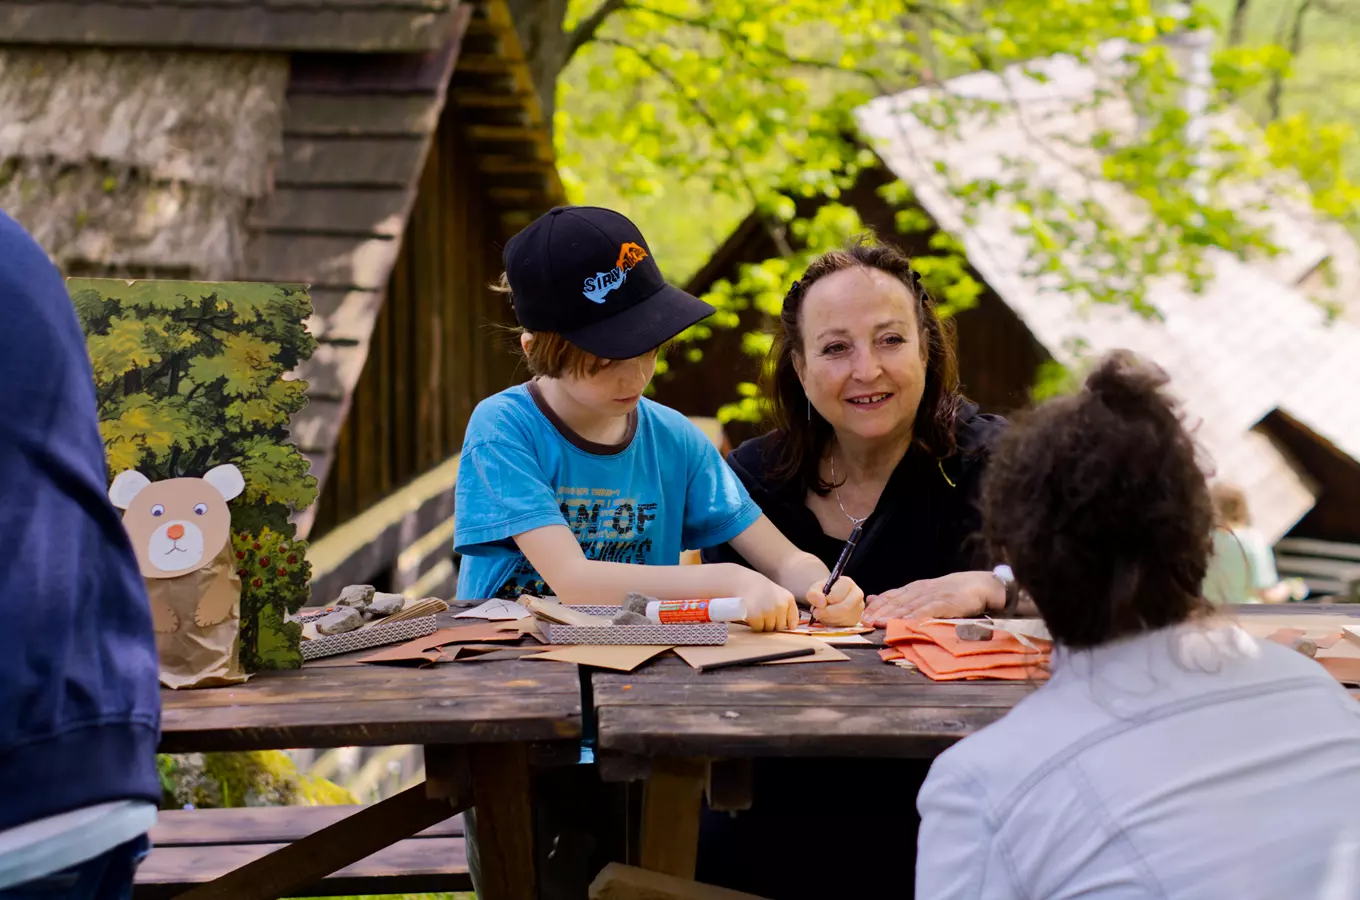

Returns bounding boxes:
[135,805,472,899]
[1276,538,1360,601]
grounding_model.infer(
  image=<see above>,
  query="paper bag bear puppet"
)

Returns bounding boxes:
[109,464,248,689]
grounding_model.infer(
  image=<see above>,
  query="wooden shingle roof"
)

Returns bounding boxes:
[0,0,458,52]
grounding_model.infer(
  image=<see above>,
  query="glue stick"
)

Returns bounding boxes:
[644,597,746,625]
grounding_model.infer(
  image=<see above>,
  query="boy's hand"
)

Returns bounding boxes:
[742,574,799,633]
[807,576,866,627]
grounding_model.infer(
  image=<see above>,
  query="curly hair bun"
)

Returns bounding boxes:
[1084,349,1172,414]
[981,349,1214,649]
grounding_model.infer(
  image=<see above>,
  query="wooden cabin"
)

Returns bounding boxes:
[0,0,565,604]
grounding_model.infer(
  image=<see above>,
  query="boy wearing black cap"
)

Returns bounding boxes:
[454,206,864,630]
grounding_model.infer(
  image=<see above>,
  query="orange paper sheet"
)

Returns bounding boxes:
[886,619,1050,657]
[896,643,1046,682]
[911,641,1045,675]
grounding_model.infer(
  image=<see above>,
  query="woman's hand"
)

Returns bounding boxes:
[806,576,866,627]
[740,572,800,632]
[861,570,1003,627]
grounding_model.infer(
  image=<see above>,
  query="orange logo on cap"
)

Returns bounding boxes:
[617,242,648,270]
[583,242,651,304]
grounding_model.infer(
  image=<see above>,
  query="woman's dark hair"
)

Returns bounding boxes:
[981,350,1214,648]
[764,238,964,495]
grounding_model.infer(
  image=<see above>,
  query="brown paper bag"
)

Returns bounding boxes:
[152,544,248,689]
[107,464,250,690]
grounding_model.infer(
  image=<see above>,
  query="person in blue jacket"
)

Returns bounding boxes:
[0,211,162,899]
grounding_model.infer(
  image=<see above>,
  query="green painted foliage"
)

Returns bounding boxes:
[72,279,320,670]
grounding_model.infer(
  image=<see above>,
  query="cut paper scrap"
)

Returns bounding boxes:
[523,596,615,627]
[674,629,845,669]
[896,643,1045,682]
[455,599,530,621]
[808,633,873,647]
[359,643,457,668]
[788,620,874,637]
[887,619,1051,657]
[911,641,1045,675]
[1266,628,1342,650]
[524,644,671,672]
[456,646,566,663]
[356,625,520,666]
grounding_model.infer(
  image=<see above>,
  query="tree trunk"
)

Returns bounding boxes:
[506,0,572,131]
[1229,0,1252,45]
[1268,0,1314,121]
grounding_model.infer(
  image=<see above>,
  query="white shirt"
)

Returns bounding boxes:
[916,623,1360,899]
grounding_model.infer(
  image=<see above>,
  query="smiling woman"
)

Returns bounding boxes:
[695,238,1028,899]
[703,239,1029,626]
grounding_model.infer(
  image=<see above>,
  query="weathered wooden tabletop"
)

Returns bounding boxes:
[592,605,1360,761]
[591,646,1034,759]
[160,646,582,753]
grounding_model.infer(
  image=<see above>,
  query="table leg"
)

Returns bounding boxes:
[469,742,537,900]
[171,780,467,900]
[639,758,706,879]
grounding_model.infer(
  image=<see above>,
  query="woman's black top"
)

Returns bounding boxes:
[701,401,1008,595]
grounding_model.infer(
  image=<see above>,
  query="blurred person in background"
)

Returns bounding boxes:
[1202,481,1307,604]
[0,211,161,900]
[916,351,1360,900]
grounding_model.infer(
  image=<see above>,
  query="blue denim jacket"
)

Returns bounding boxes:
[917,624,1360,899]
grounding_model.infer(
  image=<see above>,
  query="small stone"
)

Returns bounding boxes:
[1291,638,1318,659]
[611,610,650,626]
[336,584,375,610]
[955,623,994,642]
[316,607,363,635]
[364,592,405,619]
[622,592,652,616]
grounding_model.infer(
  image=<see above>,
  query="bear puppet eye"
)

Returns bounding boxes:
[151,505,165,517]
[194,503,208,516]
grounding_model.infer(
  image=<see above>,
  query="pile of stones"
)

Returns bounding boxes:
[313,585,407,635]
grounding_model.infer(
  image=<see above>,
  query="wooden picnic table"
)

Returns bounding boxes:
[591,640,1029,877]
[590,604,1360,879]
[157,617,583,900]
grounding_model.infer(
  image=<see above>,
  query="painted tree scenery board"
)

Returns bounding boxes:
[71,278,319,671]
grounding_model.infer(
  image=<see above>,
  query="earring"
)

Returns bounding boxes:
[807,398,811,422]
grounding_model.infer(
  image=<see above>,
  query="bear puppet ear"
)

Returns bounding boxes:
[109,470,151,510]
[203,464,245,502]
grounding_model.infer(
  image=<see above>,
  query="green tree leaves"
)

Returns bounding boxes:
[555,0,1356,400]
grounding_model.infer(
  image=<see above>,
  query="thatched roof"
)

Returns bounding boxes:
[0,49,286,279]
[856,44,1360,541]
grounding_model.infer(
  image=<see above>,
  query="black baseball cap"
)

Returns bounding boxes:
[503,206,715,359]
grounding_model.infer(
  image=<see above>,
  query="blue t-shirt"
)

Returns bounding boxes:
[454,383,761,600]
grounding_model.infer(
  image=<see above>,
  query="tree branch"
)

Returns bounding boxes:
[1229,0,1252,45]
[620,2,907,82]
[595,36,795,257]
[565,0,628,65]
[1268,0,1314,121]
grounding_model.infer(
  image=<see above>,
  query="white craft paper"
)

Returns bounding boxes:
[454,599,531,621]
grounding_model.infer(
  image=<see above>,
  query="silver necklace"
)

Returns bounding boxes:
[829,455,870,526]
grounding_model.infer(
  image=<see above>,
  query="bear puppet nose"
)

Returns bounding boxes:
[167,523,186,541]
